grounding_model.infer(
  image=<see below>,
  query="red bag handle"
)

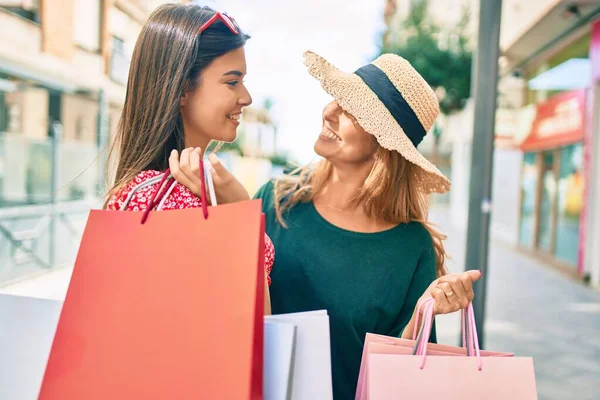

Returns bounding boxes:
[140,160,209,224]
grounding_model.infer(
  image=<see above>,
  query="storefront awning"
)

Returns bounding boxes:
[520,89,586,152]
[528,58,590,90]
[494,104,538,149]
[502,1,600,73]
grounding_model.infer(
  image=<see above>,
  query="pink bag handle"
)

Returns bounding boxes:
[140,160,209,224]
[412,300,474,354]
[410,299,434,362]
[462,308,476,356]
[411,300,427,340]
[467,301,482,369]
[412,299,482,370]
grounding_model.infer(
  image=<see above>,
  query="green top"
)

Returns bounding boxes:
[254,181,437,400]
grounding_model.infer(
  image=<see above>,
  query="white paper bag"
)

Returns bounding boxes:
[264,321,297,400]
[0,294,62,400]
[266,310,333,400]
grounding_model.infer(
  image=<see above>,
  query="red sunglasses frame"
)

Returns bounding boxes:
[198,12,239,35]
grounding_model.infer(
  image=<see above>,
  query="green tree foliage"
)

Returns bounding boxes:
[382,0,473,114]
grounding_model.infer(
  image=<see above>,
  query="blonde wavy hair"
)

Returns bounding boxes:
[274,147,448,277]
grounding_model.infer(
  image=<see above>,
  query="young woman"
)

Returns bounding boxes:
[103,4,273,311]
[251,51,482,399]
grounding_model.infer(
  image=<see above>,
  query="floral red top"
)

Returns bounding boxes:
[106,170,274,285]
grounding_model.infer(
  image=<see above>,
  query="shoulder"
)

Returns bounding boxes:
[253,180,276,212]
[106,170,202,211]
[407,222,438,274]
[407,221,435,248]
[253,180,275,199]
[395,221,436,263]
[106,171,163,211]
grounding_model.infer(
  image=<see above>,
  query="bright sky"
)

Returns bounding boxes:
[196,0,386,163]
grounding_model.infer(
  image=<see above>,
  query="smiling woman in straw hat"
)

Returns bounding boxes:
[251,51,483,399]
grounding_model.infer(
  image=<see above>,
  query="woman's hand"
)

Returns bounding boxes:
[401,270,482,340]
[169,149,250,204]
[169,147,204,197]
[207,153,250,204]
[421,270,482,316]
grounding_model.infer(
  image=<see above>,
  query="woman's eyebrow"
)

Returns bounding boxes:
[223,70,243,77]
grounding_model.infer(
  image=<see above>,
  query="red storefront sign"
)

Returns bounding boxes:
[520,89,586,152]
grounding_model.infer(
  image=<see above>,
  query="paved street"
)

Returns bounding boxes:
[430,207,600,400]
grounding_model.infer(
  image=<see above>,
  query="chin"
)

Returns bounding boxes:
[314,140,334,160]
[314,141,324,157]
[220,130,238,143]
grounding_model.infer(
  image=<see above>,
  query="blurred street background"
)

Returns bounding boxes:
[1,1,600,399]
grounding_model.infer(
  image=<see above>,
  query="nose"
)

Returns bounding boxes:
[238,85,252,107]
[322,100,341,122]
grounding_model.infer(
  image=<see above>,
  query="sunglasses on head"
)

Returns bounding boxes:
[199,11,239,35]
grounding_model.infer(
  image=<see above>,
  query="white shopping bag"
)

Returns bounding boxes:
[266,310,333,400]
[264,321,297,400]
[0,294,62,400]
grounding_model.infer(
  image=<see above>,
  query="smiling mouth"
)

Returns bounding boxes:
[321,126,341,141]
[226,113,241,121]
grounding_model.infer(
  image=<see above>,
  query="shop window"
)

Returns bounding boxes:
[555,143,584,266]
[7,103,21,133]
[538,151,556,253]
[519,152,538,248]
[0,0,40,23]
[0,91,8,132]
[75,116,85,140]
[73,0,101,52]
[110,37,129,85]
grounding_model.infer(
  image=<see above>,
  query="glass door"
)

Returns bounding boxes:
[519,153,538,248]
[555,143,584,267]
[536,151,557,253]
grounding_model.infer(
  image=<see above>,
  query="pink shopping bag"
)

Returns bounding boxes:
[357,299,537,400]
[356,301,513,400]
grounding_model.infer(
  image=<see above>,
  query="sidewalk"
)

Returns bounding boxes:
[430,206,600,400]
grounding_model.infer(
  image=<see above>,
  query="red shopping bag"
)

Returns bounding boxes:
[356,299,537,400]
[39,166,265,400]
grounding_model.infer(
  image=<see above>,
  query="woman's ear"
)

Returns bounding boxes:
[180,80,194,107]
[180,91,188,107]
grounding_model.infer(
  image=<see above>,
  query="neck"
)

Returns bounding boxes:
[316,160,373,211]
[184,136,210,153]
[182,119,211,152]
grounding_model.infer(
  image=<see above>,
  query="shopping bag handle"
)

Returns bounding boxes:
[412,299,482,370]
[140,159,209,224]
[412,299,475,356]
[121,174,164,210]
[154,161,217,211]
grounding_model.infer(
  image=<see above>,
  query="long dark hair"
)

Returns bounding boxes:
[105,4,249,206]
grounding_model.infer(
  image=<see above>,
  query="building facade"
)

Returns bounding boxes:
[0,0,161,206]
[385,0,600,286]
[0,0,173,284]
[500,0,600,285]
[451,0,600,285]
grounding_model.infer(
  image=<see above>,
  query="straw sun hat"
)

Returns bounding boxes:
[304,50,451,194]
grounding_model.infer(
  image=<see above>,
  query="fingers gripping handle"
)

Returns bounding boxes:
[140,159,210,224]
[411,299,482,370]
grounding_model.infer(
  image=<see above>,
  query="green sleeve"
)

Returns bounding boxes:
[392,242,438,342]
[252,180,276,214]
